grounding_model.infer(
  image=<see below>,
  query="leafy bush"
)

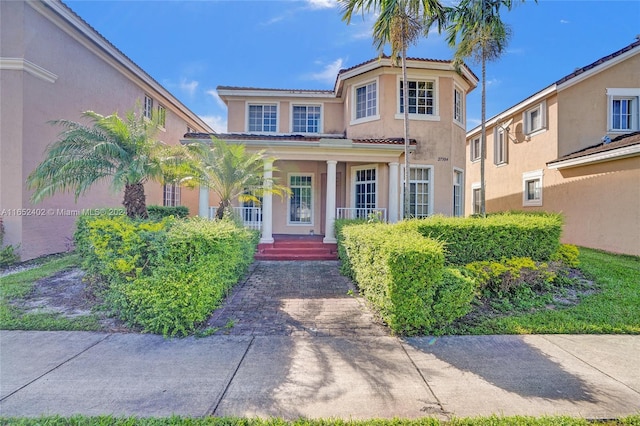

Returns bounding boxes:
[551,244,580,268]
[147,205,189,220]
[398,212,563,265]
[340,222,474,335]
[432,268,476,330]
[334,218,366,278]
[74,215,258,336]
[0,218,20,267]
[465,257,556,297]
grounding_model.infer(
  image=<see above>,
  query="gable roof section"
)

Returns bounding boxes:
[467,40,640,138]
[547,131,640,169]
[30,0,213,133]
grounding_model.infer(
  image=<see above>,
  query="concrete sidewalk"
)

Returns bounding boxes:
[1,330,639,419]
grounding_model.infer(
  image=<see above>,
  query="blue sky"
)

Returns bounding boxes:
[66,0,640,132]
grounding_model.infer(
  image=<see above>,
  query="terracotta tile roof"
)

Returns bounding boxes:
[555,40,640,86]
[547,131,640,165]
[337,55,451,76]
[184,133,416,145]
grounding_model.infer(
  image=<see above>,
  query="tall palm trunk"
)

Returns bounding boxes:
[480,50,487,217]
[216,199,231,219]
[123,183,148,218]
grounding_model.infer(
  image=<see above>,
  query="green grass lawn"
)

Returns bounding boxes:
[0,253,102,331]
[0,416,638,426]
[447,248,640,335]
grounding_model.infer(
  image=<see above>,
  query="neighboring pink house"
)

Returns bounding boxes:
[185,57,478,244]
[466,40,640,256]
[0,0,213,260]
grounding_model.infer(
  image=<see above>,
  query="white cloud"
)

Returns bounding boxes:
[200,115,227,133]
[179,78,199,97]
[486,78,500,87]
[560,19,570,24]
[468,118,481,128]
[306,0,338,9]
[306,58,345,86]
[206,90,227,109]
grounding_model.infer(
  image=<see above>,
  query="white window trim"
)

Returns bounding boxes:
[143,95,153,120]
[453,168,464,217]
[453,85,465,128]
[287,173,314,226]
[400,164,434,219]
[522,100,547,136]
[471,182,482,215]
[493,127,508,166]
[607,88,640,133]
[350,77,380,125]
[522,169,543,207]
[351,164,379,209]
[246,102,279,133]
[290,103,323,134]
[157,104,167,131]
[470,137,481,163]
[163,183,181,207]
[394,75,441,121]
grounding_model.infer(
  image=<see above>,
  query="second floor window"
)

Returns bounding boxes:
[400,80,435,115]
[454,87,463,124]
[248,104,277,132]
[611,98,635,131]
[144,95,153,119]
[157,105,166,128]
[494,128,508,165]
[293,105,321,133]
[355,81,377,119]
[524,102,546,135]
[470,137,481,162]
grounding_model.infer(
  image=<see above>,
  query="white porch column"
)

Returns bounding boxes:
[260,159,274,243]
[199,186,210,218]
[323,160,337,243]
[388,162,399,223]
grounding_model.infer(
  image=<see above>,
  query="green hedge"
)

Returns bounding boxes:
[147,205,189,220]
[397,213,563,265]
[74,215,258,336]
[340,222,473,335]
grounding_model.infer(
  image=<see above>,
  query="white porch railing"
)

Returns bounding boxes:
[336,207,387,222]
[208,206,263,231]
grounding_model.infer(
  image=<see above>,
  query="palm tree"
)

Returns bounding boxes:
[340,0,444,219]
[182,138,290,220]
[27,109,167,218]
[441,0,529,216]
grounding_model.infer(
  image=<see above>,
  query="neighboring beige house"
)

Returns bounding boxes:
[466,40,640,256]
[186,57,478,244]
[0,0,213,260]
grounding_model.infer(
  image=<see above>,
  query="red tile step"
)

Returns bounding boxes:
[255,235,338,261]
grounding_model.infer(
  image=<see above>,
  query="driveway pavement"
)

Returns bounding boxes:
[1,261,639,420]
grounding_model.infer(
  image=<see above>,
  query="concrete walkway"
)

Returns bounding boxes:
[1,261,639,420]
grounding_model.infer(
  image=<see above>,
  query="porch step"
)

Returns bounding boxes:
[255,239,338,261]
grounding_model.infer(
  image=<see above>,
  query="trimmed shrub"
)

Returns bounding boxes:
[341,223,447,335]
[432,268,476,329]
[147,205,189,220]
[398,212,563,265]
[75,215,258,336]
[334,218,366,278]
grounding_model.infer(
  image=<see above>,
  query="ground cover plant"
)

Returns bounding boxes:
[0,415,639,426]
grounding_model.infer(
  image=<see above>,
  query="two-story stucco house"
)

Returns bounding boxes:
[186,57,478,249]
[0,0,213,260]
[466,40,640,256]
